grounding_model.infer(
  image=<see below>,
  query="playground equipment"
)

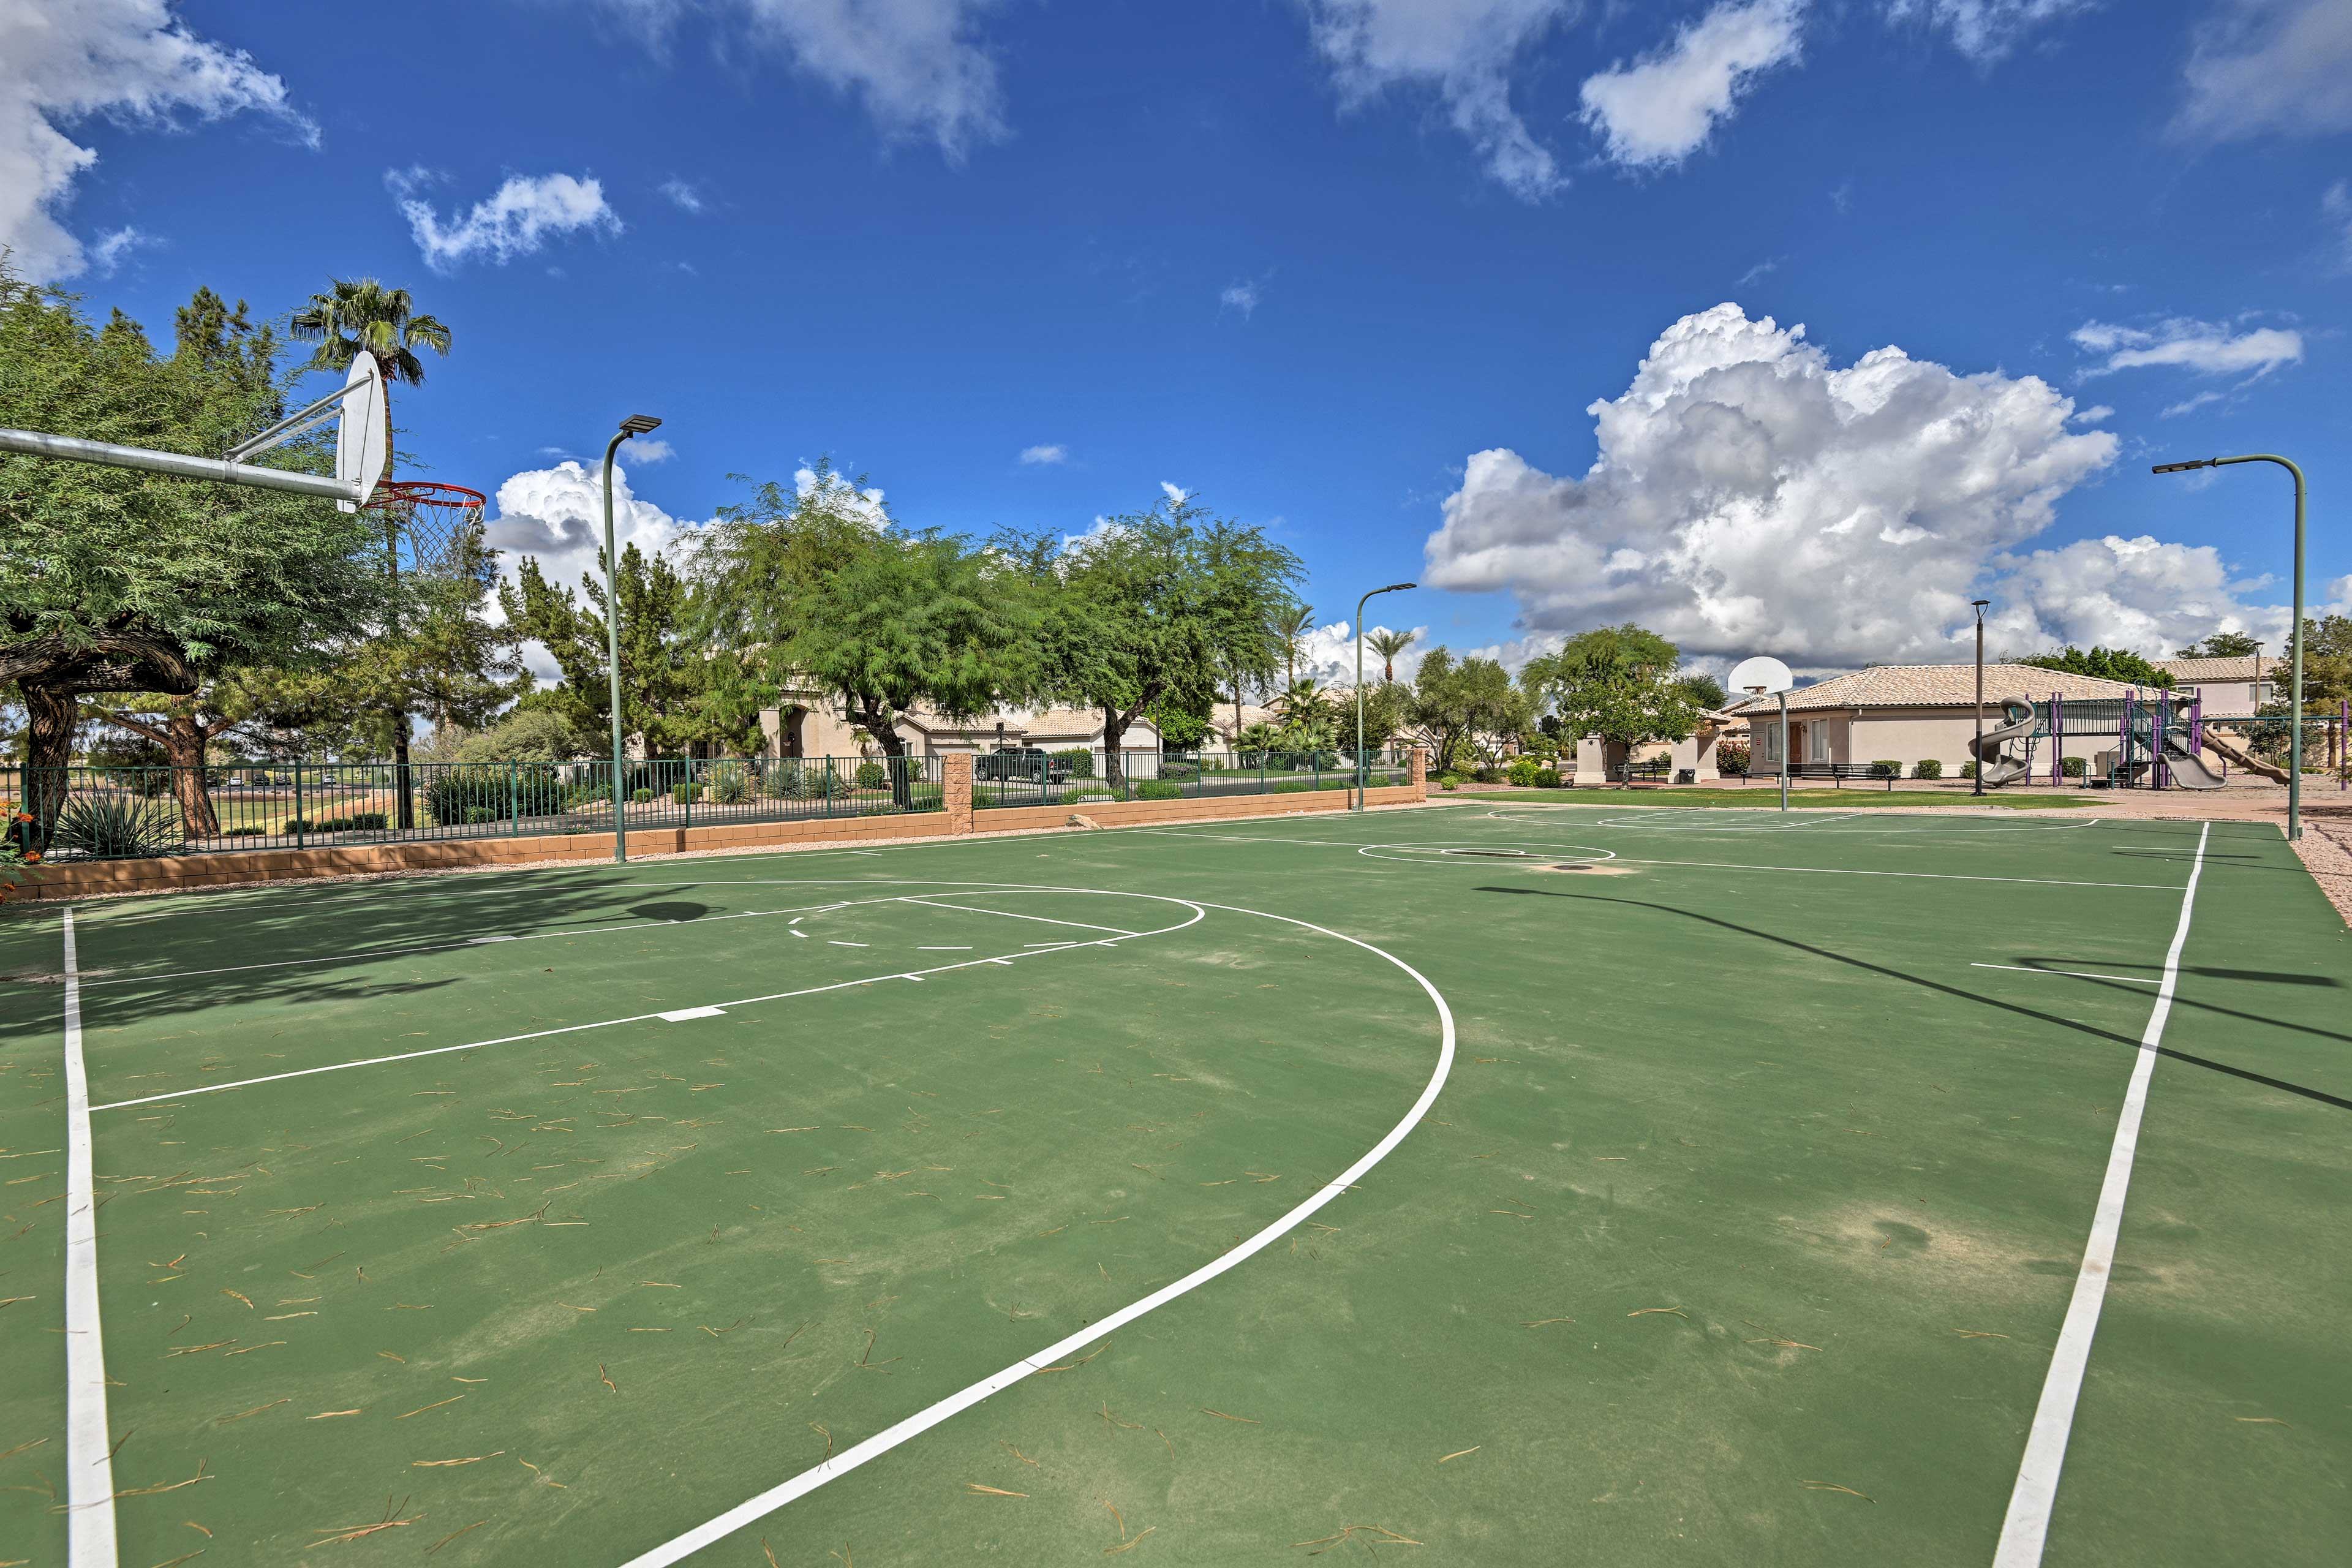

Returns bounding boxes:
[1970,697,2037,786]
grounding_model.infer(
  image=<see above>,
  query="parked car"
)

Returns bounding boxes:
[976,746,1072,782]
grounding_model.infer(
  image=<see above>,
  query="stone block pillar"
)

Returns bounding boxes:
[944,752,974,835]
[1409,746,1429,799]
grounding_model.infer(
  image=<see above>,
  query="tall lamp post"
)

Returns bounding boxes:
[603,414,663,862]
[2155,454,2307,839]
[1354,582,1415,810]
[1972,598,1991,799]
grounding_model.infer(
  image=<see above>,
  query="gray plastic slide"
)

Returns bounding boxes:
[2160,736,2224,789]
[1971,697,2036,786]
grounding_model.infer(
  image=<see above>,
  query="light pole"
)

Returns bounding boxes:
[1972,599,1990,799]
[1354,582,1414,810]
[2155,454,2307,839]
[603,414,663,862]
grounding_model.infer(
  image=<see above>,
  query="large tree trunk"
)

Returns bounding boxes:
[166,706,220,838]
[1103,702,1125,794]
[850,695,914,808]
[391,711,416,829]
[20,682,78,850]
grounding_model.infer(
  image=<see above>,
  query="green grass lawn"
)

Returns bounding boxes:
[2,806,2342,1566]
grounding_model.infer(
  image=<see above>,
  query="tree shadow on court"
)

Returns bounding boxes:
[1476,886,2352,1114]
[0,869,828,1046]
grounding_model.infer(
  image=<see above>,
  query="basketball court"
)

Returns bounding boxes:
[2,802,2343,1564]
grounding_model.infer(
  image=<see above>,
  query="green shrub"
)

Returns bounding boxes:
[2061,756,2086,778]
[1534,767,1562,789]
[1472,765,1503,784]
[855,760,890,790]
[334,812,389,831]
[223,825,263,837]
[1958,761,1979,780]
[669,782,702,805]
[465,807,498,824]
[1914,758,1943,780]
[1053,748,1094,780]
[1868,760,1901,780]
[1137,780,1184,801]
[1274,780,1314,793]
[633,787,655,803]
[425,764,564,825]
[1441,780,1458,791]
[1716,741,1751,774]
[1507,758,1540,788]
[710,769,753,805]
[53,795,181,858]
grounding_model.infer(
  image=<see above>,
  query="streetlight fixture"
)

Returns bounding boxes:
[2155,454,2308,839]
[1972,599,1991,799]
[1354,582,1415,810]
[603,414,663,862]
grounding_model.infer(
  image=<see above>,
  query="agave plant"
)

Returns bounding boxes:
[52,794,183,859]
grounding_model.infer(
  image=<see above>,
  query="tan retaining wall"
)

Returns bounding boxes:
[13,753,1427,902]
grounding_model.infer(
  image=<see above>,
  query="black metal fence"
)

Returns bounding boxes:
[2,755,944,862]
[972,748,1410,810]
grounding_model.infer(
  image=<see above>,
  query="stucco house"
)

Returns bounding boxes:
[1721,663,2159,775]
[2154,655,2276,719]
[757,695,1159,760]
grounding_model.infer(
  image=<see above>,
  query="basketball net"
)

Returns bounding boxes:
[362,480,486,574]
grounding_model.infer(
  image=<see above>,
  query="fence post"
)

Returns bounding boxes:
[293,758,304,849]
[509,761,519,836]
[684,759,693,833]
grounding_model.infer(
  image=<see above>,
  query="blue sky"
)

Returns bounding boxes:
[9,0,2349,682]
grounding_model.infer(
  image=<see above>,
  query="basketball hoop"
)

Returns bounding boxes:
[363,480,486,573]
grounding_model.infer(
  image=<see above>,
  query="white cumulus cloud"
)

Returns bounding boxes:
[592,0,1006,159]
[0,0,311,282]
[622,437,676,463]
[1420,302,2144,669]
[1296,620,1433,687]
[88,224,159,274]
[1019,443,1067,465]
[390,169,622,271]
[2071,317,2303,379]
[1297,0,1578,200]
[1990,534,2290,657]
[1219,279,1262,317]
[1578,0,1805,171]
[1882,0,2099,63]
[658,176,706,213]
[2176,0,2352,143]
[486,460,699,680]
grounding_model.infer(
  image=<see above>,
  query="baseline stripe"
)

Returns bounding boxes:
[1992,821,2211,1566]
[611,898,1455,1567]
[62,910,119,1566]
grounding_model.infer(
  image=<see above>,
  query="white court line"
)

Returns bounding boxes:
[612,897,1457,1568]
[61,900,855,991]
[88,895,1204,1114]
[1993,821,2211,1567]
[61,911,119,1566]
[894,895,1139,937]
[1972,963,2159,986]
[1138,829,2182,892]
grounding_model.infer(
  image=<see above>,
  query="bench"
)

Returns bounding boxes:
[1785,762,1900,791]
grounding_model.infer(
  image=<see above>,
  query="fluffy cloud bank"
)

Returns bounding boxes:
[485,461,696,680]
[0,0,310,281]
[1420,303,2299,670]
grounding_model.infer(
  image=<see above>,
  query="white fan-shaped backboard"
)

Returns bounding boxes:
[334,352,388,513]
[1728,655,1793,696]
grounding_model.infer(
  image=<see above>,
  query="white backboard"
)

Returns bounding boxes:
[334,352,388,513]
[1729,655,1793,696]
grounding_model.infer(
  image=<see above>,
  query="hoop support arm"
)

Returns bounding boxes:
[0,427,363,503]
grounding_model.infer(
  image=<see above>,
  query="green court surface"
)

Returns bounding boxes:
[1,802,2345,1566]
[1469,787,2091,809]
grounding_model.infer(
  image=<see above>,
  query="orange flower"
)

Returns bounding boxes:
[23,852,40,864]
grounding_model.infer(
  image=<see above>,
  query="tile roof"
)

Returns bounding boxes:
[2158,657,2267,683]
[1723,663,2148,714]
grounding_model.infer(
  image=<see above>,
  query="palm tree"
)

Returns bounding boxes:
[288,278,451,830]
[289,277,452,387]
[1276,604,1314,690]
[1368,627,1415,685]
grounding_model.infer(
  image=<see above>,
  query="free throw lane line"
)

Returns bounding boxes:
[1972,963,2159,986]
[1993,821,2211,1567]
[612,897,1456,1568]
[62,910,120,1566]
